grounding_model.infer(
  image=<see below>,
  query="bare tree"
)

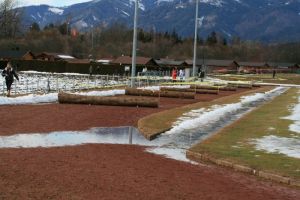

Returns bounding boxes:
[0,0,21,38]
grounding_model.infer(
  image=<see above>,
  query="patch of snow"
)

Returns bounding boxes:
[31,15,36,20]
[0,90,125,105]
[58,55,75,59]
[251,135,300,159]
[282,90,300,133]
[121,10,130,16]
[147,147,197,164]
[199,0,224,7]
[48,7,64,15]
[165,87,287,135]
[140,85,190,91]
[0,93,57,105]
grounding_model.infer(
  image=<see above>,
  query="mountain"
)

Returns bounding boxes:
[19,0,300,42]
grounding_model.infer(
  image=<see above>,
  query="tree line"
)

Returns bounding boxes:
[0,0,299,63]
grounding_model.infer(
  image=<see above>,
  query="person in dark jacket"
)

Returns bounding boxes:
[2,62,19,97]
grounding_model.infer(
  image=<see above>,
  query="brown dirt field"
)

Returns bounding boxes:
[0,145,299,200]
[0,87,299,199]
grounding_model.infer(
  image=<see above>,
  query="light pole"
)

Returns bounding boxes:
[131,0,139,88]
[192,0,199,78]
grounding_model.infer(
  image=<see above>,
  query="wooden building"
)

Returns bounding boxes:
[112,56,160,75]
[186,59,240,74]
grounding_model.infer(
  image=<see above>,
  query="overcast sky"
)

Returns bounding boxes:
[20,0,92,7]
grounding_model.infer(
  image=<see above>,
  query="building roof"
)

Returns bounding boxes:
[186,59,238,67]
[155,59,187,67]
[267,62,298,68]
[239,62,269,67]
[0,50,33,60]
[112,56,158,66]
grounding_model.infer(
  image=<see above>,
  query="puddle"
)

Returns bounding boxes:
[0,87,288,163]
[0,127,156,148]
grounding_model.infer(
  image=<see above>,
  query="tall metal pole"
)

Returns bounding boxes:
[131,0,139,87]
[192,0,199,77]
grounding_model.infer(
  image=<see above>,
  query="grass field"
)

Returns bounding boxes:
[214,73,300,85]
[189,88,300,179]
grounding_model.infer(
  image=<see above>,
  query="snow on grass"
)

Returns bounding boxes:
[146,147,197,164]
[282,89,300,133]
[0,93,58,105]
[140,85,190,91]
[75,90,125,96]
[0,89,125,105]
[251,135,300,159]
[165,87,287,135]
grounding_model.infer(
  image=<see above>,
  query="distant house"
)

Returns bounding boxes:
[268,62,300,73]
[0,50,35,61]
[96,58,114,65]
[112,56,159,75]
[155,58,188,69]
[186,59,240,74]
[238,62,271,73]
[36,52,76,62]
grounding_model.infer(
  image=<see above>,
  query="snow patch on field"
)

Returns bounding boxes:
[147,147,196,164]
[165,87,287,135]
[252,135,300,159]
[0,90,125,105]
[0,93,58,105]
[140,85,190,91]
[282,90,300,133]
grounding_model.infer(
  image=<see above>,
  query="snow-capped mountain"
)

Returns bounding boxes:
[19,0,300,42]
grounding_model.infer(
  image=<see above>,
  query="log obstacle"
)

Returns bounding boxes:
[228,83,253,89]
[58,92,159,108]
[160,87,219,95]
[190,85,220,90]
[125,88,195,99]
[219,86,237,91]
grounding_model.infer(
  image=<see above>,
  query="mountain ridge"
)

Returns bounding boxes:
[19,0,300,42]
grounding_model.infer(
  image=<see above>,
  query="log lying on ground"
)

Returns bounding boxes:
[190,85,219,90]
[161,87,219,95]
[228,83,253,89]
[125,88,195,99]
[219,86,237,91]
[196,89,219,94]
[58,92,159,108]
[252,83,261,87]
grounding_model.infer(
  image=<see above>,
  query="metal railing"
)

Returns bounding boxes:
[0,72,176,96]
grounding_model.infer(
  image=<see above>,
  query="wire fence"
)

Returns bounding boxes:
[0,72,174,96]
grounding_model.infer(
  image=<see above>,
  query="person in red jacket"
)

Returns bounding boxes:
[172,68,177,82]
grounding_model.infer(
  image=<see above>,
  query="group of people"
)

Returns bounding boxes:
[172,68,185,82]
[1,62,19,97]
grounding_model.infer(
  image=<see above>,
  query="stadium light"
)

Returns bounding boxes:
[131,0,139,87]
[192,0,199,78]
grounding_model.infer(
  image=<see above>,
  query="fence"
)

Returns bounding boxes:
[0,72,174,96]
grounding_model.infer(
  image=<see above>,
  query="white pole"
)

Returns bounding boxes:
[131,0,139,88]
[192,0,199,77]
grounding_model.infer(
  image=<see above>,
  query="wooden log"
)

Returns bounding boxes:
[58,92,159,108]
[125,88,195,99]
[228,83,253,89]
[161,87,219,95]
[190,85,219,90]
[219,87,237,91]
[196,89,219,94]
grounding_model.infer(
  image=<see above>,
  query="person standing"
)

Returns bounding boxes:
[2,62,19,97]
[172,68,177,82]
[179,69,184,82]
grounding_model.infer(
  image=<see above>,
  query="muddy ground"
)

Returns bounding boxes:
[0,88,299,199]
